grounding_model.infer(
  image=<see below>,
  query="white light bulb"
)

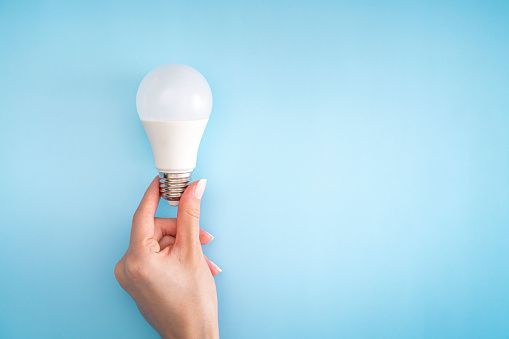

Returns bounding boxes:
[136,64,212,206]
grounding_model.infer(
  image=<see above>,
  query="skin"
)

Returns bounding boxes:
[115,177,220,339]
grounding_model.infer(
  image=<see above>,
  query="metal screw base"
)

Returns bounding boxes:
[159,171,192,206]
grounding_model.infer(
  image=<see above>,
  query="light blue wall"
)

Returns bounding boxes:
[1,1,508,338]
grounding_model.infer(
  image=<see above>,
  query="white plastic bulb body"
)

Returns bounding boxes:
[136,64,212,206]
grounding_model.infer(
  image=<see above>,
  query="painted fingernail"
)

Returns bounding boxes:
[194,179,207,200]
[205,230,214,241]
[211,260,222,273]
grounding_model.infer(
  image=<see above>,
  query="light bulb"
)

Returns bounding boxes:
[136,64,212,206]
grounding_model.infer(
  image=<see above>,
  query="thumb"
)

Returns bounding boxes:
[175,179,207,254]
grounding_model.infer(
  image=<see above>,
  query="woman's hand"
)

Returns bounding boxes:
[115,177,221,339]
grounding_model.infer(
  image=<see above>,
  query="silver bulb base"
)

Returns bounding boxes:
[159,171,192,206]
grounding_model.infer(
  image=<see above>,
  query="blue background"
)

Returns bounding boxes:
[1,1,508,338]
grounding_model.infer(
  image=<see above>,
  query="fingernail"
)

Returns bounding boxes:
[205,230,214,241]
[211,260,222,273]
[194,179,207,200]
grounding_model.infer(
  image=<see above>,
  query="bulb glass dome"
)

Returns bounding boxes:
[136,64,212,122]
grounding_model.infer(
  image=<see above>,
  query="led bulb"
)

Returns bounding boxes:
[136,64,212,205]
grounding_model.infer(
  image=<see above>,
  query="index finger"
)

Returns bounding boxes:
[130,176,160,245]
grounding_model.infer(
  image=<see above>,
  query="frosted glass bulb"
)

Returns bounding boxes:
[136,64,212,206]
[136,64,212,121]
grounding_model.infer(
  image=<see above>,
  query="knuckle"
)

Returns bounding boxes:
[124,257,147,280]
[183,207,200,220]
[114,260,123,282]
[132,208,149,222]
[175,245,200,266]
[186,250,203,267]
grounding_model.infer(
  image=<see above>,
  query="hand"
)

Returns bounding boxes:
[115,177,221,339]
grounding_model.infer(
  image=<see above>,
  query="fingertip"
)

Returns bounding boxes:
[207,232,214,242]
[146,175,161,197]
[194,179,207,200]
[179,179,207,206]
[136,176,161,215]
[199,229,214,244]
[206,257,222,276]
[149,175,160,190]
